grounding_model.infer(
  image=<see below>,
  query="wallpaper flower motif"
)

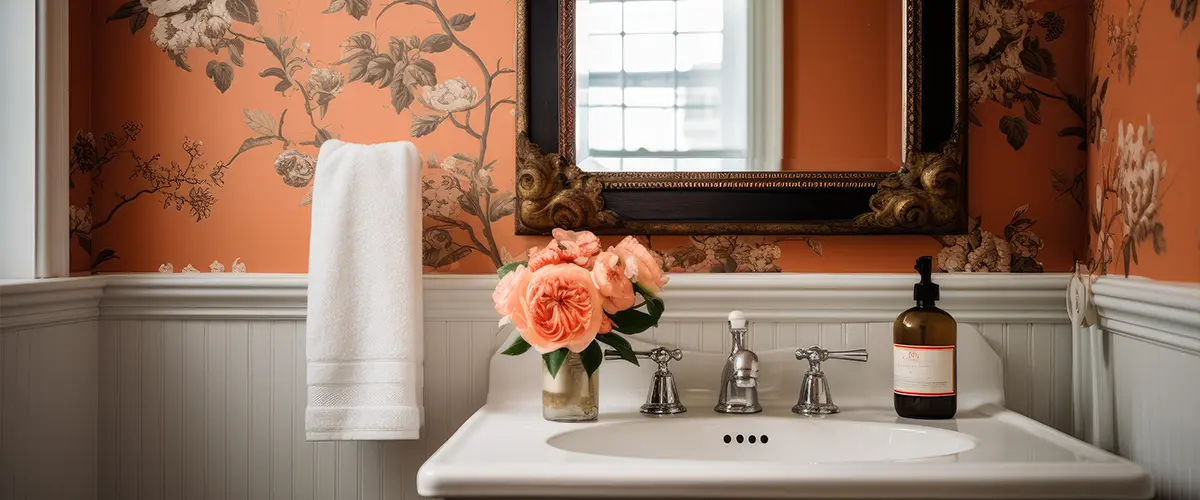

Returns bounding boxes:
[968,0,1088,207]
[649,236,822,274]
[1087,116,1168,277]
[72,0,1095,275]
[935,205,1045,273]
[69,123,223,271]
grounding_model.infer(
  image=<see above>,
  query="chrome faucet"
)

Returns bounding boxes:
[714,311,762,414]
[792,345,868,415]
[605,347,686,416]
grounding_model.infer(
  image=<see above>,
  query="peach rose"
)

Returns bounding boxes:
[614,236,669,294]
[492,264,530,320]
[591,251,637,314]
[528,229,602,271]
[598,316,614,334]
[519,264,604,353]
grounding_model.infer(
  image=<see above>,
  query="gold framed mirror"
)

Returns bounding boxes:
[515,0,967,235]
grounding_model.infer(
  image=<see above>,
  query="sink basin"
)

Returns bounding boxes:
[547,417,977,463]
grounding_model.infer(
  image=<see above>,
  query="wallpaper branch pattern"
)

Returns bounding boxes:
[70,0,1101,276]
[1083,0,1199,281]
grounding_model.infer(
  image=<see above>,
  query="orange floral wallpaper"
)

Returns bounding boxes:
[68,0,1092,276]
[1083,0,1200,283]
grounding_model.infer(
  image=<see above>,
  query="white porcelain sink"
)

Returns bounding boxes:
[548,417,977,463]
[418,327,1152,499]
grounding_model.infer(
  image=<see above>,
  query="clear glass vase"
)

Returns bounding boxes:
[542,351,599,422]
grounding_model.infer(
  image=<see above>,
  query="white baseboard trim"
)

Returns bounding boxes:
[1,272,1073,325]
[1092,277,1200,356]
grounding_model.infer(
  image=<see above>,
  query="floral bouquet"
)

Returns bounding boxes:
[492,229,668,380]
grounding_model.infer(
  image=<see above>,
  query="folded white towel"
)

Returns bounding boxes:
[305,140,423,441]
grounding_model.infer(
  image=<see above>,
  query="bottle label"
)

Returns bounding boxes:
[893,344,955,397]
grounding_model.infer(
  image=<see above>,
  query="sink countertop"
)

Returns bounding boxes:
[418,326,1152,499]
[418,399,1151,499]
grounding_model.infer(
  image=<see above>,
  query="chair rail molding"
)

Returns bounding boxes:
[1092,276,1200,355]
[87,272,1072,323]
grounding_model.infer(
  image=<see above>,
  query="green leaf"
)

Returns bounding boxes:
[501,337,531,356]
[497,260,527,278]
[596,334,638,366]
[205,61,234,93]
[448,12,476,31]
[420,33,453,53]
[543,348,569,379]
[226,0,259,24]
[580,342,603,378]
[635,282,666,320]
[609,309,656,334]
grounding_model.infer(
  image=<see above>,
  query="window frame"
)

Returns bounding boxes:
[573,0,782,172]
[0,0,69,279]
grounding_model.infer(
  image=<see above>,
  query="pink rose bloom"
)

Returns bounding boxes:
[528,229,602,271]
[519,264,605,353]
[492,264,530,319]
[613,236,669,294]
[598,316,614,334]
[591,251,636,314]
[551,228,601,265]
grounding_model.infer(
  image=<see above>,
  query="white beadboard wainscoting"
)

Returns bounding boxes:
[0,279,104,500]
[1092,277,1200,500]
[3,273,1076,500]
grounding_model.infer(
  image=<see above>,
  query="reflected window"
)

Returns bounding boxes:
[576,0,748,172]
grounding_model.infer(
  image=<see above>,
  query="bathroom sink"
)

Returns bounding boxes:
[418,329,1151,499]
[548,417,977,462]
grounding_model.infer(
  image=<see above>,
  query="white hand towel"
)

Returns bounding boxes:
[305,140,423,441]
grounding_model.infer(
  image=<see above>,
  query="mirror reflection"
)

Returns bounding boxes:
[574,0,903,173]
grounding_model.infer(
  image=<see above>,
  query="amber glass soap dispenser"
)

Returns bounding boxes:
[893,256,957,419]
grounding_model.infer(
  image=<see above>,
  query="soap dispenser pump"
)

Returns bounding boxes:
[893,256,958,419]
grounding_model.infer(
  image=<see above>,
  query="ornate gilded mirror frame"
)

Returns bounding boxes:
[515,0,967,235]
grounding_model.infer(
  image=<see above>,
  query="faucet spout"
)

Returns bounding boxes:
[714,311,762,414]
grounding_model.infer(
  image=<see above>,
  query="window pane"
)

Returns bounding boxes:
[580,1,622,34]
[587,86,623,106]
[623,1,675,33]
[621,157,676,171]
[625,108,675,151]
[589,107,624,150]
[587,35,623,72]
[676,86,720,107]
[677,158,746,171]
[623,34,675,72]
[676,33,723,71]
[624,87,674,107]
[676,107,724,151]
[677,0,724,32]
